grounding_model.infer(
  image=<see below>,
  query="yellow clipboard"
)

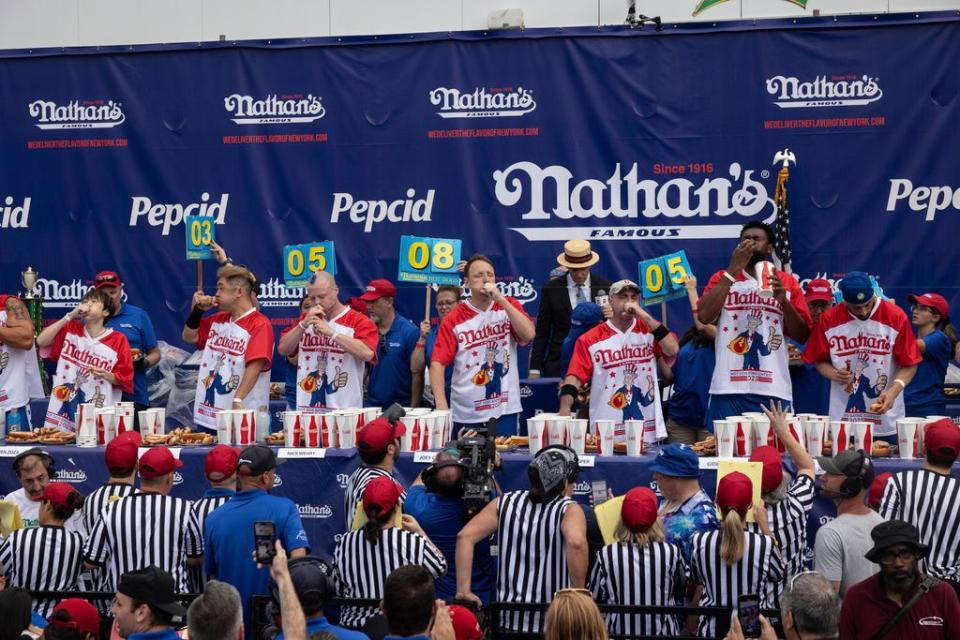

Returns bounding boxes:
[716,460,763,523]
[593,496,626,545]
[0,501,24,537]
[351,502,404,531]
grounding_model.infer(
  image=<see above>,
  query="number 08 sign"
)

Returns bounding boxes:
[638,250,692,306]
[283,241,337,288]
[398,236,462,285]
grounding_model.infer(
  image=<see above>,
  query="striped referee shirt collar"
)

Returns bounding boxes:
[661,488,712,516]
[202,487,235,499]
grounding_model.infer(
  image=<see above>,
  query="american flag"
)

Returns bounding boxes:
[773,167,792,273]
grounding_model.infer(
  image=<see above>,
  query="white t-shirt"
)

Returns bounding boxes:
[431,297,532,424]
[565,319,666,441]
[0,299,44,411]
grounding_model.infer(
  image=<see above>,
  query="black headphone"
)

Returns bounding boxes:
[838,451,874,499]
[268,556,335,614]
[422,459,466,495]
[12,448,56,478]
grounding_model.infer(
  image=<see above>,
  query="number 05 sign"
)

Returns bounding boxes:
[638,250,692,306]
[397,236,462,285]
[283,241,337,288]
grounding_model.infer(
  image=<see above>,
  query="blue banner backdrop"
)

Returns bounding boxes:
[1,12,958,376]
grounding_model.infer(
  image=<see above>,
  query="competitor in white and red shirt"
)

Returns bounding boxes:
[803,271,921,440]
[277,270,377,411]
[698,222,812,426]
[182,264,274,430]
[559,280,678,441]
[0,295,44,431]
[36,289,133,432]
[430,254,536,431]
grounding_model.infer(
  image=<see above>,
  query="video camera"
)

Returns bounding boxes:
[458,417,497,519]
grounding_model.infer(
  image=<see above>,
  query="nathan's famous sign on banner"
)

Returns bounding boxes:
[495,160,776,241]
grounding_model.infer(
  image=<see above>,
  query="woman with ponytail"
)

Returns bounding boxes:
[905,292,956,418]
[689,472,784,638]
[0,482,86,618]
[333,475,446,630]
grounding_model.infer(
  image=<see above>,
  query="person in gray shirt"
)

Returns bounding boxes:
[813,450,885,597]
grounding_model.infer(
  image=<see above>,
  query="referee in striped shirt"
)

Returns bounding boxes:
[334,475,446,629]
[456,445,588,635]
[84,445,203,595]
[82,430,141,534]
[343,418,407,530]
[879,417,960,596]
[0,482,86,617]
[189,444,238,593]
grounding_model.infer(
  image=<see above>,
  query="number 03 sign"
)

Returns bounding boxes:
[283,241,337,288]
[638,250,692,306]
[397,236,462,285]
[185,215,216,260]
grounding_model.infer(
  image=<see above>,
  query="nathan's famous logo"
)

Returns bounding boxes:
[765,74,882,109]
[28,99,125,129]
[495,161,775,241]
[337,473,350,488]
[31,278,129,309]
[430,86,536,119]
[329,188,434,233]
[496,277,538,305]
[258,279,305,308]
[299,504,334,520]
[129,192,228,236]
[887,179,960,222]
[0,196,30,229]
[55,469,87,484]
[223,94,325,125]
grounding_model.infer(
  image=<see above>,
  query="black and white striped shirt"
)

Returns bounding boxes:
[0,525,85,617]
[188,491,233,592]
[82,482,137,535]
[879,468,960,582]
[496,491,575,634]
[690,529,785,638]
[589,540,687,638]
[343,466,406,531]
[83,491,203,594]
[333,527,446,629]
[748,473,815,604]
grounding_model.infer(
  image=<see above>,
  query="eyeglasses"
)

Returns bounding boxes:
[879,549,917,565]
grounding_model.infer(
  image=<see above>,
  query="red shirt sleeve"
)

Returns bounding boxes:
[110,333,135,396]
[802,321,832,364]
[244,315,275,370]
[351,313,380,360]
[195,314,216,350]
[565,331,594,384]
[700,270,726,297]
[892,311,922,367]
[505,297,534,346]
[43,320,81,361]
[431,314,458,367]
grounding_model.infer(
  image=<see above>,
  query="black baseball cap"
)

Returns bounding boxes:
[117,566,187,616]
[865,520,930,563]
[237,445,279,476]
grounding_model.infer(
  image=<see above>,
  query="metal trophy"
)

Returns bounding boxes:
[21,267,49,392]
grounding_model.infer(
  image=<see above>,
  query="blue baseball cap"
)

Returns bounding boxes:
[839,271,874,305]
[570,302,603,328]
[649,443,701,478]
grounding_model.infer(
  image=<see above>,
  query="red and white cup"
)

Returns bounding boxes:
[336,411,360,449]
[755,261,775,298]
[852,421,873,453]
[424,414,444,450]
[566,419,588,455]
[830,421,852,456]
[527,416,548,455]
[778,416,804,452]
[729,416,753,457]
[595,420,616,456]
[77,404,98,447]
[750,416,774,449]
[624,419,645,457]
[548,417,568,447]
[216,410,234,445]
[714,420,735,458]
[282,411,302,448]
[304,414,322,448]
[96,408,117,445]
[804,418,826,457]
[116,403,135,433]
[400,416,420,452]
[896,418,921,459]
[233,410,255,446]
[138,409,164,437]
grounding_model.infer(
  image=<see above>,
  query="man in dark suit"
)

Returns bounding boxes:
[529,239,612,378]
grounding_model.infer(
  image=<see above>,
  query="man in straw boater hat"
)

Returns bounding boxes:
[529,239,612,378]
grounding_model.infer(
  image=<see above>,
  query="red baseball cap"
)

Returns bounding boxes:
[716,471,754,515]
[348,296,368,315]
[205,444,239,482]
[104,431,142,476]
[620,487,659,533]
[868,472,893,509]
[448,604,483,640]
[907,293,949,320]
[360,279,397,302]
[49,598,101,639]
[805,279,834,304]
[40,482,80,507]
[749,445,784,494]
[139,446,183,479]
[357,418,406,454]
[93,270,122,289]
[925,418,960,458]
[362,475,403,517]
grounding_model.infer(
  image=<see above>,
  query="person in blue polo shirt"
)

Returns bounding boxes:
[111,566,186,640]
[362,279,422,408]
[94,270,160,425]
[204,445,309,639]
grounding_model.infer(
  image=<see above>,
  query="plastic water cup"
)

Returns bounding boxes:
[715,420,735,459]
[624,419,644,457]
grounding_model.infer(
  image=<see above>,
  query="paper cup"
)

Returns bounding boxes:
[303,414,322,448]
[233,410,255,446]
[778,417,804,452]
[755,261,775,298]
[852,422,872,453]
[336,411,360,449]
[216,411,234,445]
[77,404,98,447]
[595,420,616,456]
[751,416,774,450]
[728,416,753,457]
[432,410,452,445]
[830,421,853,456]
[548,417,568,447]
[566,419,588,455]
[528,416,548,455]
[138,410,156,437]
[897,419,920,459]
[714,420,735,458]
[363,407,380,425]
[422,414,443,450]
[624,420,645,457]
[116,402,135,433]
[804,419,826,457]
[399,416,420,452]
[282,412,302,448]
[96,409,117,444]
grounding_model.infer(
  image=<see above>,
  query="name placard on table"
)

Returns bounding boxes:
[278,448,327,459]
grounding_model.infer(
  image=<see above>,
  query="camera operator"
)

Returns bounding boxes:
[404,434,498,606]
